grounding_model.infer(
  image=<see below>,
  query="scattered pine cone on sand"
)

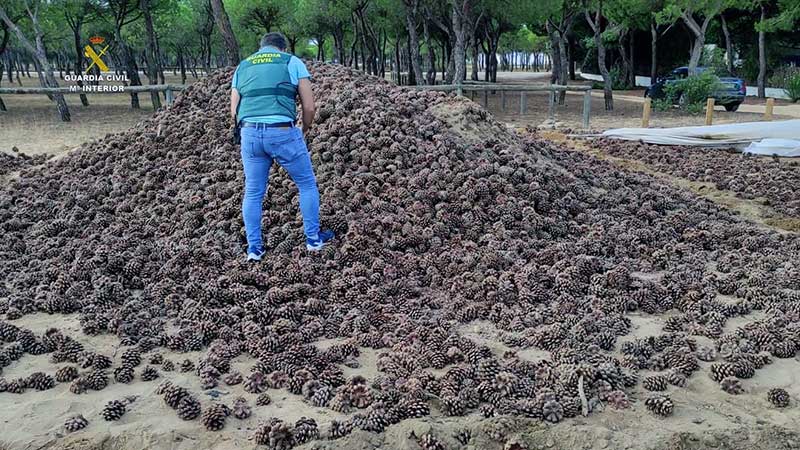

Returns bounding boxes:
[768,388,790,407]
[645,395,674,417]
[177,396,202,420]
[255,393,272,406]
[55,366,79,382]
[642,375,668,392]
[232,397,251,419]
[201,403,230,431]
[720,377,744,395]
[251,418,293,448]
[64,415,89,432]
[102,400,126,421]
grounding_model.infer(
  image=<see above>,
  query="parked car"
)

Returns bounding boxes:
[644,67,746,112]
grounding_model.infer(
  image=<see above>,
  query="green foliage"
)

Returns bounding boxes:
[652,97,673,112]
[701,47,729,76]
[769,65,800,88]
[660,70,722,114]
[786,75,800,103]
[590,66,632,90]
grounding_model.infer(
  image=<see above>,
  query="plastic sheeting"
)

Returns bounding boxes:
[601,120,800,156]
[744,139,800,157]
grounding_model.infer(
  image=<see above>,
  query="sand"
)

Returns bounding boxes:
[2,307,799,450]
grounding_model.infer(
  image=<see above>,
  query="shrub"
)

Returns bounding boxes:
[769,66,800,102]
[591,66,633,90]
[786,74,800,103]
[665,70,722,114]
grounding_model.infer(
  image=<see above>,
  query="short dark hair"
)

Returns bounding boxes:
[260,32,288,51]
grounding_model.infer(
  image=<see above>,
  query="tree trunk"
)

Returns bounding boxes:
[720,13,734,75]
[650,21,658,84]
[423,19,436,84]
[333,24,345,64]
[471,37,479,81]
[451,1,469,84]
[141,0,162,110]
[586,8,612,111]
[0,6,70,121]
[682,13,715,75]
[404,0,425,85]
[757,5,766,98]
[547,21,561,86]
[209,0,239,66]
[115,27,142,109]
[568,35,576,80]
[67,19,90,107]
[178,47,186,84]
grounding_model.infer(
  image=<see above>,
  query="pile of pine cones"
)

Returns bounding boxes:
[0,62,798,444]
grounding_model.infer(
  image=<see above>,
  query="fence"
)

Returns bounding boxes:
[0,84,188,107]
[411,83,593,129]
[2,81,593,128]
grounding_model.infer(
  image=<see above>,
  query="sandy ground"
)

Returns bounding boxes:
[0,73,194,156]
[2,311,799,450]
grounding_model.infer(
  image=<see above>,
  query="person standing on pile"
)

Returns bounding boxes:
[230,32,334,261]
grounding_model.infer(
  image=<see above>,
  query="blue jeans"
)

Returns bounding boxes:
[240,126,320,252]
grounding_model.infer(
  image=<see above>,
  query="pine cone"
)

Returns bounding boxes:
[85,370,108,391]
[644,394,674,416]
[441,395,466,416]
[255,393,272,406]
[232,397,251,419]
[121,348,141,367]
[177,396,202,420]
[114,366,135,384]
[201,403,230,431]
[251,418,292,447]
[162,360,175,372]
[542,399,564,423]
[179,359,195,372]
[163,385,190,409]
[243,371,266,393]
[418,433,446,450]
[709,362,737,382]
[665,369,687,387]
[293,417,319,445]
[642,375,668,391]
[140,366,159,381]
[69,377,88,394]
[64,414,89,432]
[102,400,127,421]
[223,371,243,385]
[327,419,354,439]
[720,377,744,395]
[768,388,790,407]
[55,366,79,382]
[771,341,797,359]
[26,372,55,391]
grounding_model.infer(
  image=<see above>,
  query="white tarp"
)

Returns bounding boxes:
[744,139,800,157]
[601,120,800,156]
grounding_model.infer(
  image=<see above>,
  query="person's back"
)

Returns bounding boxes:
[230,32,334,261]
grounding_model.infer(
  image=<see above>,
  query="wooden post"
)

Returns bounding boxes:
[456,84,463,97]
[501,90,506,111]
[582,89,591,129]
[765,97,775,121]
[520,91,527,114]
[642,97,652,128]
[482,89,488,108]
[165,87,174,106]
[705,98,715,125]
[548,90,555,122]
